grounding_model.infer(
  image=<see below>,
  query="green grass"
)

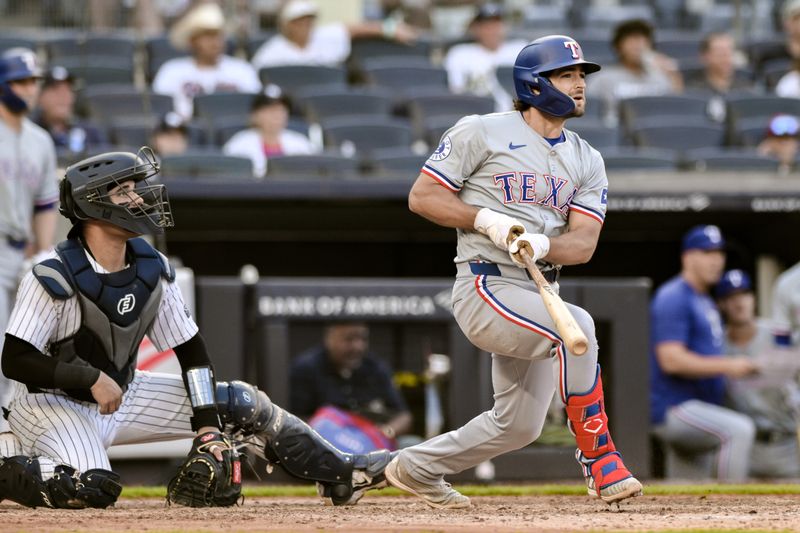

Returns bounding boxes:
[123,482,800,499]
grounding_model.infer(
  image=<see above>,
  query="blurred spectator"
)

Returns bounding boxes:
[222,84,316,178]
[150,111,190,157]
[290,321,413,453]
[152,2,261,119]
[757,114,799,174]
[776,0,800,98]
[650,225,758,481]
[715,269,800,478]
[588,19,682,127]
[443,3,527,112]
[251,0,417,69]
[33,66,108,157]
[688,32,752,95]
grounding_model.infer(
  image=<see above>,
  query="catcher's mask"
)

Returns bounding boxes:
[60,147,174,235]
[513,35,601,117]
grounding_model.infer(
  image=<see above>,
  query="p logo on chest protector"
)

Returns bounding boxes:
[117,294,136,315]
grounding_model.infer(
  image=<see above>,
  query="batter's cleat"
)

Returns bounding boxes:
[318,449,396,506]
[384,456,471,509]
[579,451,643,505]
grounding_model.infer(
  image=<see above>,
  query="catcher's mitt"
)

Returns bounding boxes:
[167,431,242,507]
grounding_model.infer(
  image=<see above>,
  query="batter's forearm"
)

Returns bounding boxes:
[32,208,57,251]
[409,174,479,229]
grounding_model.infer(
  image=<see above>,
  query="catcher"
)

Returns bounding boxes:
[0,148,392,509]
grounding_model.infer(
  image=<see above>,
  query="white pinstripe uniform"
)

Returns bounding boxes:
[3,249,197,478]
[396,110,625,488]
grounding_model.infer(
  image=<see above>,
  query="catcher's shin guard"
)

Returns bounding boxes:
[566,366,639,500]
[216,380,359,504]
[0,456,121,509]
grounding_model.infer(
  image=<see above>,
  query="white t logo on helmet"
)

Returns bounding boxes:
[563,41,581,59]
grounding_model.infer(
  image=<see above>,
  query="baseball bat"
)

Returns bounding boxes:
[517,249,589,356]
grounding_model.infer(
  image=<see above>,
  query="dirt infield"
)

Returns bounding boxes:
[1,494,799,532]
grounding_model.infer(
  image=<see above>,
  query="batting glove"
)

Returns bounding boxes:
[508,232,550,267]
[473,208,526,251]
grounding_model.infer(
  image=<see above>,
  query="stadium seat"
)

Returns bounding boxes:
[366,147,427,178]
[732,117,770,147]
[111,118,207,150]
[684,148,780,171]
[296,87,393,123]
[726,96,800,143]
[601,147,679,171]
[160,152,254,180]
[323,117,413,153]
[57,57,134,85]
[84,88,173,122]
[762,58,792,91]
[582,5,655,31]
[246,32,275,59]
[406,93,494,138]
[745,37,790,76]
[193,93,258,124]
[266,153,360,179]
[349,37,432,66]
[567,123,620,150]
[619,95,711,134]
[520,4,569,29]
[259,65,347,93]
[495,65,515,98]
[46,35,136,63]
[0,36,38,53]
[362,61,448,93]
[423,114,462,147]
[633,123,725,152]
[655,36,702,63]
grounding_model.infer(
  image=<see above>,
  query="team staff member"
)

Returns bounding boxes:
[384,35,642,509]
[0,48,59,433]
[650,226,758,481]
[0,148,391,509]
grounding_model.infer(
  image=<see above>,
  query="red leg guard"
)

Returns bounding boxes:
[580,451,636,496]
[565,366,615,459]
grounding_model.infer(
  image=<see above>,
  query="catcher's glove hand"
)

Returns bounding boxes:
[167,431,242,507]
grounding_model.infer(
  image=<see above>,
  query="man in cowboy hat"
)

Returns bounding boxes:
[153,2,260,119]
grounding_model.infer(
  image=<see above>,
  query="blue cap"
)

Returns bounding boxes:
[715,269,752,299]
[682,225,725,252]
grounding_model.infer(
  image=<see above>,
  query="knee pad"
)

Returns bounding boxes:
[0,456,52,508]
[216,380,275,435]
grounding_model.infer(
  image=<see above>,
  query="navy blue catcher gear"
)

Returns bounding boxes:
[0,48,43,113]
[512,35,601,117]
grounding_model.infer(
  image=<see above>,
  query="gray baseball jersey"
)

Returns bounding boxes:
[0,117,59,242]
[772,261,800,346]
[398,111,615,485]
[4,249,198,474]
[421,111,608,267]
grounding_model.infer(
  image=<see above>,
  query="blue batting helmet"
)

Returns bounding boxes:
[0,48,43,113]
[513,35,600,117]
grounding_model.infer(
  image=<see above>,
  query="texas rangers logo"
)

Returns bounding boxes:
[563,40,581,59]
[430,135,452,161]
[117,294,136,315]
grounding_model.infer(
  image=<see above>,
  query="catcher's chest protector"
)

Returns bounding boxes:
[32,237,172,402]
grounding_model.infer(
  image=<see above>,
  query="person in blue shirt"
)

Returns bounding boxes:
[650,225,758,481]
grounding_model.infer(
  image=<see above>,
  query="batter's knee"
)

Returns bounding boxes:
[491,413,545,452]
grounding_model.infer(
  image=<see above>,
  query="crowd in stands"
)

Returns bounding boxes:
[0,0,798,178]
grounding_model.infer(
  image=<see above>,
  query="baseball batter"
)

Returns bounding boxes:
[0,48,59,433]
[384,35,642,508]
[0,148,391,508]
[771,260,800,347]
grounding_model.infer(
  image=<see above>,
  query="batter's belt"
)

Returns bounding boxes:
[458,261,559,283]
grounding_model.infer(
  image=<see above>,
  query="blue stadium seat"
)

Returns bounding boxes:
[0,36,38,54]
[568,123,620,150]
[296,87,393,123]
[684,148,780,171]
[582,5,655,31]
[160,151,254,180]
[349,37,432,66]
[84,86,173,122]
[366,147,428,178]
[57,57,134,85]
[323,117,413,153]
[601,147,679,171]
[259,65,347,93]
[619,95,712,134]
[362,60,448,94]
[193,93,258,124]
[633,123,725,152]
[266,153,360,179]
[406,92,494,139]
